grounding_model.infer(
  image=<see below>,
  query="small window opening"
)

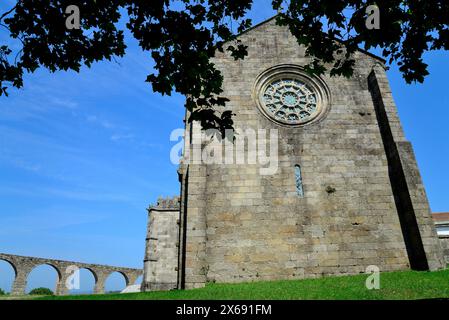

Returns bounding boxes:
[295,164,304,197]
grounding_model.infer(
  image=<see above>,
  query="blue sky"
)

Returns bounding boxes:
[1,1,448,293]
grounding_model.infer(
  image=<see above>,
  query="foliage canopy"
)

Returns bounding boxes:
[1,1,448,130]
[29,287,54,295]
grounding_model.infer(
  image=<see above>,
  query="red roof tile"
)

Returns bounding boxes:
[432,212,449,222]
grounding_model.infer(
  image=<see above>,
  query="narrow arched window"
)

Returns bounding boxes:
[295,165,304,197]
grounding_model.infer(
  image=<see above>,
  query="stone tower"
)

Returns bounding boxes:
[142,196,180,291]
[145,17,446,291]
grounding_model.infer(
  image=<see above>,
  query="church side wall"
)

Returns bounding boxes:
[183,19,414,286]
[181,18,445,288]
[178,120,211,289]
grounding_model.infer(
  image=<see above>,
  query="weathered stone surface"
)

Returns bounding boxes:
[439,238,449,264]
[146,17,445,290]
[432,212,449,263]
[0,253,142,296]
[142,196,180,291]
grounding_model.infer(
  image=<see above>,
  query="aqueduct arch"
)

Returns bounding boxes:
[0,257,17,277]
[103,271,129,293]
[25,263,62,293]
[0,253,142,296]
[0,258,17,292]
[69,267,98,294]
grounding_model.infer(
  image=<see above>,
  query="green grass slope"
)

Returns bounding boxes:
[37,269,449,300]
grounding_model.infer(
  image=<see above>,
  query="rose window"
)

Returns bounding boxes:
[261,79,319,124]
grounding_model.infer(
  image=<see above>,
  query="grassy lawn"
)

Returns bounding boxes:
[34,268,449,300]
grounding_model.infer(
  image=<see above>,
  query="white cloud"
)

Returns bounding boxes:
[110,133,135,142]
[86,114,116,129]
[49,97,78,109]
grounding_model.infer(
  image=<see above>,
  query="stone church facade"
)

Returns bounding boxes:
[142,17,446,291]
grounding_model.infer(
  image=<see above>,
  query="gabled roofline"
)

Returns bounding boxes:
[235,14,279,38]
[233,14,386,64]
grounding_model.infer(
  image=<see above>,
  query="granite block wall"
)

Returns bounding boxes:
[177,18,445,289]
[142,198,180,291]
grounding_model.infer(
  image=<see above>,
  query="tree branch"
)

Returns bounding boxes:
[0,4,17,22]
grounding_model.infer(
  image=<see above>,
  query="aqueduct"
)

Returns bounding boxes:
[0,253,142,296]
